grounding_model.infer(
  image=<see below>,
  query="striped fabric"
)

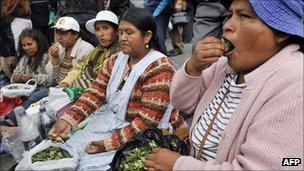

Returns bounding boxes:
[191,73,246,161]
[61,55,184,149]
[71,45,118,89]
[57,57,73,83]
[72,64,99,90]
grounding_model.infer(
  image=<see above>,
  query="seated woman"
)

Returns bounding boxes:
[59,11,120,90]
[11,28,51,87]
[2,28,52,125]
[50,8,185,170]
[145,0,303,170]
[10,28,53,108]
[46,16,94,85]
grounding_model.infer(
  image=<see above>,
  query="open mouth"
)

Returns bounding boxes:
[221,37,235,55]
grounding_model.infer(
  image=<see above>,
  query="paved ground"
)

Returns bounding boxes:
[0,153,16,170]
[0,39,193,171]
[167,40,192,68]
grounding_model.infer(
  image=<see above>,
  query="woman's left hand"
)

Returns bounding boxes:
[84,140,106,154]
[145,148,181,171]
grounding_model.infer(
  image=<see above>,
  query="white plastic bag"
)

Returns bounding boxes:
[1,79,37,98]
[47,87,72,112]
[1,126,25,162]
[17,140,79,171]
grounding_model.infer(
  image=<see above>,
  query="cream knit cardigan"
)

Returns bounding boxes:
[170,44,303,170]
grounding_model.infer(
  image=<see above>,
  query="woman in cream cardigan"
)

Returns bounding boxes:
[145,0,303,170]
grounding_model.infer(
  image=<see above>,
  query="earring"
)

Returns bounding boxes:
[145,44,149,49]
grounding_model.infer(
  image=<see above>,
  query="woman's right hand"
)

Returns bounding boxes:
[49,119,72,136]
[48,43,60,58]
[48,43,60,65]
[186,37,225,76]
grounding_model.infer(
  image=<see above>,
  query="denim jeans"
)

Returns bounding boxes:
[145,5,170,55]
[22,88,49,109]
[154,14,170,55]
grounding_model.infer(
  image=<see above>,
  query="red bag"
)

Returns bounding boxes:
[0,96,23,116]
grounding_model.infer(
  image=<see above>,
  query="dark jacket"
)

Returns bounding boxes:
[145,0,175,16]
[57,0,101,25]
[29,0,49,28]
[0,0,16,57]
[109,0,130,19]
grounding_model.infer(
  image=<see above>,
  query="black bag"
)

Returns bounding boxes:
[111,127,188,171]
[170,11,189,26]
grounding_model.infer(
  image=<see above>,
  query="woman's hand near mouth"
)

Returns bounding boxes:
[186,37,225,76]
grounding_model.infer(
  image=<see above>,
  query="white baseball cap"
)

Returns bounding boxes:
[85,11,119,34]
[52,16,80,32]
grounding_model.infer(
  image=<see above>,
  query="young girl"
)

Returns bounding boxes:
[12,28,51,86]
[11,28,52,110]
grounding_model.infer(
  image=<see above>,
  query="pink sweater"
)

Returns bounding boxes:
[170,45,303,170]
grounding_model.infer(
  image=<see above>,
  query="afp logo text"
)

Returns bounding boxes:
[282,158,301,166]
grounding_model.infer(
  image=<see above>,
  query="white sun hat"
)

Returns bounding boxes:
[85,10,119,34]
[52,16,80,32]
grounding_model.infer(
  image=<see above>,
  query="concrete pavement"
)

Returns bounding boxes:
[166,39,192,68]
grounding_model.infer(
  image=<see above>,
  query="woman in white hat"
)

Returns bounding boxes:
[46,16,94,85]
[59,11,120,90]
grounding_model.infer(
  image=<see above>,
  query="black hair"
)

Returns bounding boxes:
[18,28,49,71]
[70,30,79,35]
[284,36,304,53]
[94,20,118,31]
[274,30,304,53]
[120,8,164,54]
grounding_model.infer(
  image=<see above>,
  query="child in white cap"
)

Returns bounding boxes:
[46,16,94,85]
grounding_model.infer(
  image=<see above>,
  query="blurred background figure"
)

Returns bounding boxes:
[0,0,16,88]
[1,0,32,52]
[107,0,130,19]
[167,0,188,57]
[193,0,231,46]
[130,0,146,8]
[145,0,176,55]
[29,0,52,44]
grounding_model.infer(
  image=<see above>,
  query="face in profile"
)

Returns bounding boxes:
[94,21,117,48]
[222,0,286,73]
[118,20,149,56]
[55,29,78,48]
[21,36,38,57]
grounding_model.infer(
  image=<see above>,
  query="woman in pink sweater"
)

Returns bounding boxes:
[145,0,303,170]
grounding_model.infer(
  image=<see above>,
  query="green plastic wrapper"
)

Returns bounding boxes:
[63,87,86,101]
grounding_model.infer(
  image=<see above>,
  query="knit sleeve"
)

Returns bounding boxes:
[60,56,116,127]
[108,57,175,149]
[170,58,227,115]
[11,56,26,83]
[60,58,84,86]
